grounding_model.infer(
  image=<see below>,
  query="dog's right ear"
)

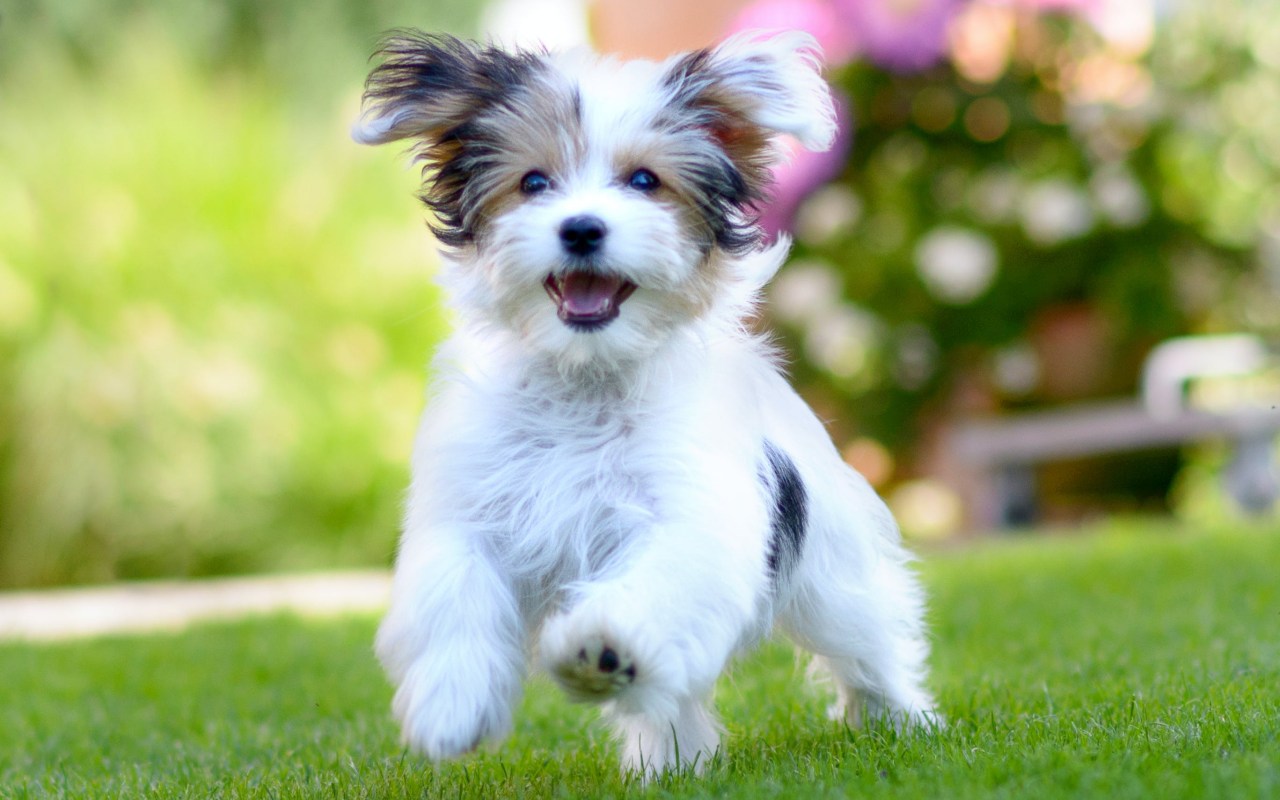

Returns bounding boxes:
[351,32,539,146]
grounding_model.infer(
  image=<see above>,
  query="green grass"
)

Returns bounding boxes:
[3,522,1278,799]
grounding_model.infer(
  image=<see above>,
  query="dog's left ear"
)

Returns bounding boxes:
[664,30,838,156]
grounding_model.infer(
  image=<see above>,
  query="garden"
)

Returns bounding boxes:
[2,0,1278,797]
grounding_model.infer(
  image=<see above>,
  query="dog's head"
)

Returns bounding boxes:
[354,31,835,371]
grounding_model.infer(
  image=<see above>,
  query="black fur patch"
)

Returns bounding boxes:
[761,440,808,581]
[426,118,509,246]
[683,150,760,255]
[360,32,546,246]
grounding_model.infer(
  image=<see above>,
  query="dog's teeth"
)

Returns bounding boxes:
[560,272,622,317]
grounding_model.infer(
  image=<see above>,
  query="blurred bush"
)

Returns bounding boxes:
[5,1,1278,586]
[0,1,480,587]
[765,1,1280,523]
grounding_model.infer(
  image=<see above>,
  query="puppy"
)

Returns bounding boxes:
[353,30,936,776]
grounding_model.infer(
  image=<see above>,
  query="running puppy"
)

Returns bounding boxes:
[353,30,937,777]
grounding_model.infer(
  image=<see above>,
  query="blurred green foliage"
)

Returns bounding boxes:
[781,4,1280,467]
[0,2,482,587]
[3,3,1278,586]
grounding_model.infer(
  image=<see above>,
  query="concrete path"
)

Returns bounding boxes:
[0,571,391,642]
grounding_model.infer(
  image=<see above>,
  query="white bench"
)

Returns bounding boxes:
[950,336,1280,529]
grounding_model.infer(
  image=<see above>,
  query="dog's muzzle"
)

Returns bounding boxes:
[546,215,636,330]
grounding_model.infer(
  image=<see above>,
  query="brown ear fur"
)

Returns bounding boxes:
[661,48,775,200]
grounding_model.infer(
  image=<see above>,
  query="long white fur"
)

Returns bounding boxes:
[363,31,937,777]
[698,30,838,151]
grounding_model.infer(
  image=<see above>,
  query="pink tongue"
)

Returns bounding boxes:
[560,272,622,317]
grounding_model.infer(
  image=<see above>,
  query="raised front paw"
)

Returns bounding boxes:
[549,632,638,701]
[540,606,644,702]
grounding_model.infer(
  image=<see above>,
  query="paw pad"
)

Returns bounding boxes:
[552,636,637,700]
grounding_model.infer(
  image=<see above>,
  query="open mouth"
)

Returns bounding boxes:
[543,271,637,331]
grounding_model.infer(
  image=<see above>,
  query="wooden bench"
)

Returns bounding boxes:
[949,336,1280,529]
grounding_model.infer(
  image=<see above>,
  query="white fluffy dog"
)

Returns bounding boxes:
[353,30,936,776]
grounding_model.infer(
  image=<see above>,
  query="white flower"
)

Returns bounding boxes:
[794,186,862,245]
[1020,180,1095,245]
[1091,166,1150,228]
[770,260,842,324]
[804,304,882,380]
[968,168,1021,224]
[993,343,1041,396]
[914,226,998,304]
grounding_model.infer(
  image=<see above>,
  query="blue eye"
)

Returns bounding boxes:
[520,171,550,195]
[628,168,660,192]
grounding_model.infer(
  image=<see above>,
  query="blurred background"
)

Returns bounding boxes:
[2,0,1277,589]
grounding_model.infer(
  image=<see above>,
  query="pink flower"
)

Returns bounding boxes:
[757,94,854,239]
[728,0,858,65]
[832,0,963,73]
[725,0,856,238]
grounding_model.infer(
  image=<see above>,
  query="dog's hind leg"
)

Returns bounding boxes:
[776,507,937,730]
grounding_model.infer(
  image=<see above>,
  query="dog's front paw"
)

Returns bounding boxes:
[391,656,516,760]
[551,632,638,700]
[540,613,640,702]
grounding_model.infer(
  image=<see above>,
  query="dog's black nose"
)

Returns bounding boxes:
[560,215,607,256]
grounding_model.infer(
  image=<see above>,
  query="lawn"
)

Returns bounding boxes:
[2,521,1277,799]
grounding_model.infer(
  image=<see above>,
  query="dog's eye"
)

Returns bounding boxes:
[627,169,660,192]
[520,171,551,195]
